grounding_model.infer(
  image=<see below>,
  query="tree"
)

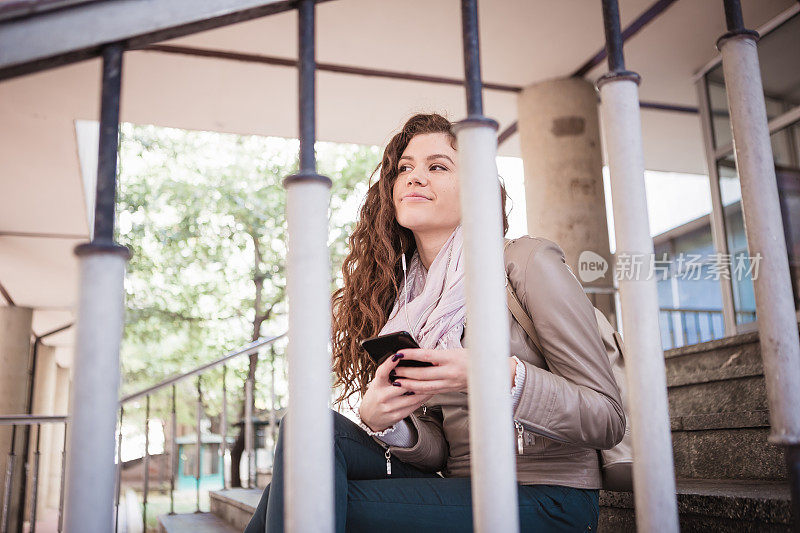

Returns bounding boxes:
[117,123,378,486]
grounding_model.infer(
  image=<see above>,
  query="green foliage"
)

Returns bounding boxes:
[117,123,379,426]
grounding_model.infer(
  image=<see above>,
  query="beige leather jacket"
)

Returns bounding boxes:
[371,236,626,489]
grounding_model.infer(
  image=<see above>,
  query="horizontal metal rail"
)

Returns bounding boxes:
[119,333,286,404]
[0,0,338,80]
[0,415,68,426]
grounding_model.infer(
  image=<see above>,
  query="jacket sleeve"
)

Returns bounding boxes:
[370,404,448,473]
[511,238,625,450]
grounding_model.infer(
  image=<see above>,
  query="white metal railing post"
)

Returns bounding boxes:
[244,376,255,488]
[221,365,228,489]
[269,348,277,456]
[280,0,334,531]
[195,377,202,512]
[595,1,679,531]
[452,1,520,531]
[716,0,800,521]
[63,42,131,533]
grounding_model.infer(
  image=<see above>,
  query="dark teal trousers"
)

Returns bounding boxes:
[244,409,598,532]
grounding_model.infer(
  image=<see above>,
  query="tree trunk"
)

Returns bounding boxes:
[230,233,267,488]
[229,351,260,487]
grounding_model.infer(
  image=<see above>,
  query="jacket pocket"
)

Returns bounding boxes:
[514,420,580,457]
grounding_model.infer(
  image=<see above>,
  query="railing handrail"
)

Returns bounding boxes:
[119,332,286,404]
[659,306,757,316]
[0,415,68,425]
[659,306,724,314]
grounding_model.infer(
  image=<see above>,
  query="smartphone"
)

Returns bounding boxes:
[360,331,434,367]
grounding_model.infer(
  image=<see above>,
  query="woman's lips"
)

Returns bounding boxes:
[402,195,431,202]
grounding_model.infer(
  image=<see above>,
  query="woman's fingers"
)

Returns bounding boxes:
[385,392,434,412]
[379,376,417,402]
[395,348,441,365]
[392,365,451,381]
[394,378,452,394]
[374,351,404,382]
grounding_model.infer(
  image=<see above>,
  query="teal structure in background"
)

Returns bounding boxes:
[175,434,231,491]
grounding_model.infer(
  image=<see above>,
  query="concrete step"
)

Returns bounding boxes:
[664,330,767,418]
[661,329,788,481]
[157,512,238,533]
[600,479,794,532]
[210,487,264,530]
[670,410,786,480]
[203,479,795,531]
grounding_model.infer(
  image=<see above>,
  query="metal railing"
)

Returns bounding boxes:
[0,415,68,533]
[114,333,285,532]
[659,307,757,349]
[3,0,797,530]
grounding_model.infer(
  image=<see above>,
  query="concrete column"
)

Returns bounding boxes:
[0,306,32,532]
[517,77,616,320]
[0,307,32,413]
[717,27,800,511]
[27,343,57,518]
[454,121,520,533]
[282,1,335,531]
[598,75,679,532]
[46,364,70,509]
[456,0,521,529]
[63,251,128,533]
[596,1,679,529]
[64,41,130,533]
[283,176,334,533]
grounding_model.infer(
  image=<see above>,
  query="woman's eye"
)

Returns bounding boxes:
[398,163,447,172]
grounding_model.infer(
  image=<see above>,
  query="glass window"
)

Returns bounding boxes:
[705,13,800,150]
[756,13,800,115]
[771,121,800,168]
[648,171,723,349]
[182,444,197,477]
[773,124,800,309]
[203,443,220,475]
[718,160,758,325]
[715,120,800,324]
[707,76,733,149]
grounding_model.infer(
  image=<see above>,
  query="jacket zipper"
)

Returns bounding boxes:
[514,420,525,454]
[376,441,392,475]
[512,417,571,449]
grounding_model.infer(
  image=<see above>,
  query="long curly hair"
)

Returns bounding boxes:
[330,112,510,409]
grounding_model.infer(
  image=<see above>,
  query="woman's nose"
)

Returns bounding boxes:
[407,173,427,186]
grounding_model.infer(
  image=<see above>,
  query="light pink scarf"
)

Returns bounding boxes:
[378,224,466,350]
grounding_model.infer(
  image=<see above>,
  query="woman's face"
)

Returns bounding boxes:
[392,132,461,234]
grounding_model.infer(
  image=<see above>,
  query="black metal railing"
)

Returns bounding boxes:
[114,333,285,532]
[0,415,68,533]
[659,307,757,349]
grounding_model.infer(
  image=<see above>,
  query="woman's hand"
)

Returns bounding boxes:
[359,353,434,432]
[391,349,520,394]
[388,348,470,394]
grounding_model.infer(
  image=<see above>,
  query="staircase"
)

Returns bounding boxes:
[600,326,795,531]
[158,485,267,532]
[159,327,797,532]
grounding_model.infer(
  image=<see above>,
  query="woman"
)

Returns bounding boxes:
[245,113,625,532]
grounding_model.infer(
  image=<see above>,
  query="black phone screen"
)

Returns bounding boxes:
[360,331,434,367]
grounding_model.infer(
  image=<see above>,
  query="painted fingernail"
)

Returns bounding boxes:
[392,381,402,387]
[389,369,397,378]
[391,353,405,362]
[402,391,415,396]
